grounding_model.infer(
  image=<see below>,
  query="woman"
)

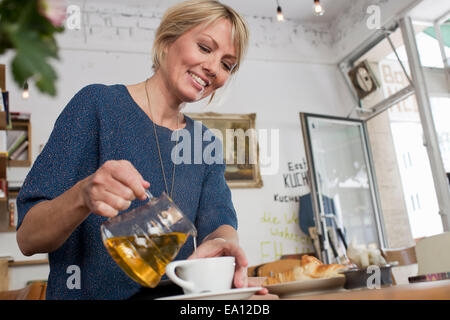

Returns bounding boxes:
[16,0,262,299]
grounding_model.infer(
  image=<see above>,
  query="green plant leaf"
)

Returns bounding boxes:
[0,0,64,96]
[7,27,58,95]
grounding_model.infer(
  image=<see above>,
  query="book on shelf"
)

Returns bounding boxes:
[10,111,31,121]
[7,180,22,190]
[7,131,27,156]
[14,147,28,161]
[10,140,28,160]
[0,91,4,111]
[1,91,11,129]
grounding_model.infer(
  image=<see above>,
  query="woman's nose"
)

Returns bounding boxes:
[202,58,218,78]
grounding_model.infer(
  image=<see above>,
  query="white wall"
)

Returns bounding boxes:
[1,0,356,289]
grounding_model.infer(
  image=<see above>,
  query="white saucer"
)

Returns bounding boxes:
[156,287,263,300]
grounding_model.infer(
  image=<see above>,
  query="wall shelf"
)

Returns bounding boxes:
[8,259,49,267]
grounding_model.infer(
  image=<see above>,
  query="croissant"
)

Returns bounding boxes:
[262,255,347,285]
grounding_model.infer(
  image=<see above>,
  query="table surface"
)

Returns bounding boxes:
[250,279,450,300]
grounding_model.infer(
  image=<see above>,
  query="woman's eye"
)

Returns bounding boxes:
[198,44,211,53]
[222,62,232,72]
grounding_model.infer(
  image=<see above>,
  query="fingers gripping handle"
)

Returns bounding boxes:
[145,189,154,200]
[165,261,196,293]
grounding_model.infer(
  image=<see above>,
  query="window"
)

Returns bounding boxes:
[430,97,450,172]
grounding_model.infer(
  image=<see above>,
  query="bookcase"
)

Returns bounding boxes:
[0,64,32,232]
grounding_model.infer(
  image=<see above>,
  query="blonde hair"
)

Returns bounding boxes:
[152,0,249,75]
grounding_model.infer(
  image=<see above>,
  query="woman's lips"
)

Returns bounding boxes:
[188,71,209,91]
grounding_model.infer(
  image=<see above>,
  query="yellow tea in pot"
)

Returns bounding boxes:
[104,232,188,287]
[101,192,197,287]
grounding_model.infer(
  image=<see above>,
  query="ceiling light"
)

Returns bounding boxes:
[313,0,325,16]
[22,81,29,99]
[276,0,284,21]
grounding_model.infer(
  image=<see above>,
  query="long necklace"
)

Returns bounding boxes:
[144,79,180,199]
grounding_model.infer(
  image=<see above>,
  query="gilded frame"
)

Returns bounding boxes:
[186,112,263,189]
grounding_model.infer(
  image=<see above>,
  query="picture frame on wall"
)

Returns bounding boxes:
[186,112,263,189]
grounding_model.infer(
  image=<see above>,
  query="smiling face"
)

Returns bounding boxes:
[158,18,237,103]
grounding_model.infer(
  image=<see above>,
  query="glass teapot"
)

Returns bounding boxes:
[100,191,197,288]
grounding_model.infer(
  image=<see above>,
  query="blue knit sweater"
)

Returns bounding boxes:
[16,84,237,300]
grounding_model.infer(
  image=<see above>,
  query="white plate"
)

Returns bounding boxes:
[265,276,345,298]
[156,287,263,300]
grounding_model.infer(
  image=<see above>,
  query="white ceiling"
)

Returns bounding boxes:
[99,0,352,24]
[93,0,450,24]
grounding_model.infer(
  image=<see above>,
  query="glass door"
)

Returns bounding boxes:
[300,113,385,263]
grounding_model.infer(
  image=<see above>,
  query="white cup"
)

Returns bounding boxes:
[165,256,235,294]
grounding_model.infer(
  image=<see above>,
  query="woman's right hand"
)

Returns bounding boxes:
[80,160,150,217]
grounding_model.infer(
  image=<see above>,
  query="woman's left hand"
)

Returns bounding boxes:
[187,238,248,288]
[187,238,269,295]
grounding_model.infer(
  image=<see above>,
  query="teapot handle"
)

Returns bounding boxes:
[145,189,154,200]
[165,260,196,293]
